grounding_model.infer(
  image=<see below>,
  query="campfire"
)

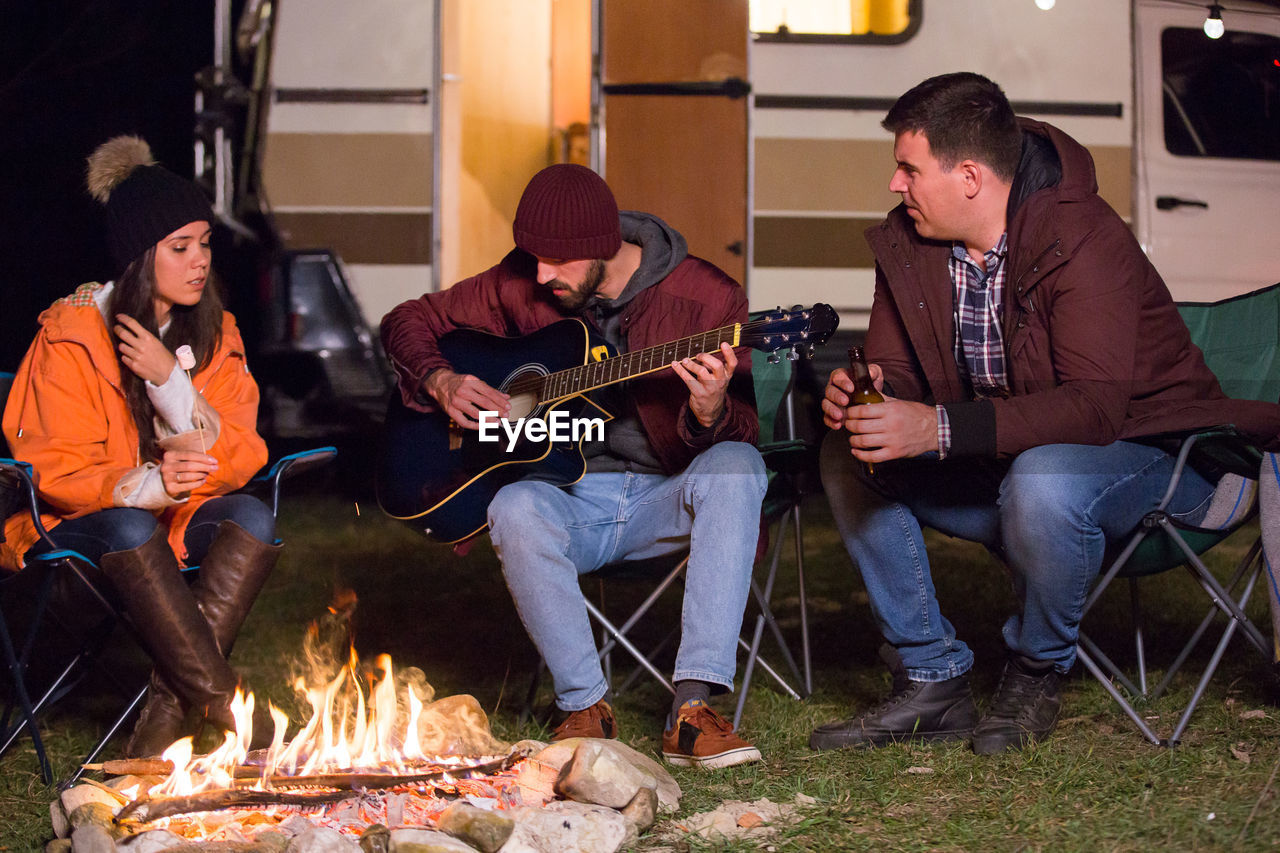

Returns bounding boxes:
[50,601,680,852]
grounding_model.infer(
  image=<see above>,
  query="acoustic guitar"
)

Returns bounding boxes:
[376,304,838,543]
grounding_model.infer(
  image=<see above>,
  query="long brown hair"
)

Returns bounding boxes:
[108,244,225,461]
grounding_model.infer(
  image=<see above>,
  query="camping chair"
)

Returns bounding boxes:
[1075,283,1280,746]
[0,371,336,784]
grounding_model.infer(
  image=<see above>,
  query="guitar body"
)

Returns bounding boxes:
[376,319,614,543]
[376,303,839,544]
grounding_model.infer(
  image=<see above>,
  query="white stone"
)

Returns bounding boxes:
[69,824,117,853]
[556,739,657,809]
[499,801,631,853]
[280,815,319,836]
[61,785,122,817]
[389,827,480,852]
[678,797,796,843]
[526,738,680,813]
[50,800,69,839]
[286,826,361,852]
[116,830,185,853]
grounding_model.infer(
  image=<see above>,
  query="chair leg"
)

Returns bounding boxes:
[1076,645,1166,746]
[582,597,674,695]
[1130,577,1147,695]
[1153,537,1264,700]
[1168,562,1263,745]
[1163,519,1269,654]
[791,503,812,696]
[0,580,53,783]
[735,504,809,730]
[60,684,149,790]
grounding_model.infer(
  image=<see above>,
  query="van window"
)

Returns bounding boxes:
[1162,26,1280,161]
[752,0,920,44]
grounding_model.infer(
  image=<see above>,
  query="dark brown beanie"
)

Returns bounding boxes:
[513,164,621,260]
[86,136,215,273]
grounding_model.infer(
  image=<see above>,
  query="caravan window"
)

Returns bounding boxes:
[752,0,920,44]
[1162,27,1280,161]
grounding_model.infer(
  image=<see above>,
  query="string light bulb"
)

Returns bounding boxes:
[1035,0,1056,10]
[1204,4,1225,39]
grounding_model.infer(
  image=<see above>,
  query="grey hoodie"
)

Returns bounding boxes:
[583,211,689,473]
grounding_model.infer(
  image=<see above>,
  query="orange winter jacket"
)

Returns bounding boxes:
[1,282,268,569]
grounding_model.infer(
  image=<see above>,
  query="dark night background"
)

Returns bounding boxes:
[0,1,221,370]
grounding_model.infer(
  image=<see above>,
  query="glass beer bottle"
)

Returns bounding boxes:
[848,346,883,473]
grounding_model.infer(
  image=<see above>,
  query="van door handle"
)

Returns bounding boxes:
[1155,195,1209,210]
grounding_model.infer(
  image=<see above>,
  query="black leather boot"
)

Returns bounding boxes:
[98,526,240,757]
[971,653,1062,755]
[809,644,978,750]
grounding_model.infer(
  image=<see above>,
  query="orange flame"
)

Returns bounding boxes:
[148,650,468,798]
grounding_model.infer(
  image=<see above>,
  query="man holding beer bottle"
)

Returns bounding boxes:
[811,72,1280,754]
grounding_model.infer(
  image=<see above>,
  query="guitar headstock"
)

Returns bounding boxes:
[742,304,839,361]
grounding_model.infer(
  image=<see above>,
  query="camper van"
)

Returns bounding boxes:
[749,0,1280,327]
[260,0,1280,334]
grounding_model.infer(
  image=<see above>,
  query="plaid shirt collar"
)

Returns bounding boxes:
[949,233,1010,399]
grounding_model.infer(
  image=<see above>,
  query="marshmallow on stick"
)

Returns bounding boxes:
[174,345,205,453]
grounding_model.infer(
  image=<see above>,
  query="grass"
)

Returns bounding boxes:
[2,481,1279,851]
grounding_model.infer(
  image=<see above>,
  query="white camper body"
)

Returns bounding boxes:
[749,0,1280,327]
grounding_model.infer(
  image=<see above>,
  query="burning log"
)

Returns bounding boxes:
[116,788,357,824]
[253,752,518,791]
[115,752,525,825]
[84,759,176,777]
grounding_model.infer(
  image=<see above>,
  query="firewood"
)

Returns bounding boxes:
[115,751,525,824]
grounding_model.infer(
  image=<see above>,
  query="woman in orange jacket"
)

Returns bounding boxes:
[1,136,277,758]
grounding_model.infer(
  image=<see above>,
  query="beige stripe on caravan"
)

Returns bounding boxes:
[754,216,882,268]
[263,133,433,208]
[274,212,432,265]
[756,137,1131,220]
[756,138,900,213]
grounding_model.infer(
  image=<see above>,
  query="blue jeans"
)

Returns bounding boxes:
[25,494,276,566]
[820,433,1215,679]
[488,441,767,711]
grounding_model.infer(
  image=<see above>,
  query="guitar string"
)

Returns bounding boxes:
[503,315,792,404]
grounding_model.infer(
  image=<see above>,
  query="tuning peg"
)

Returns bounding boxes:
[786,347,800,361]
[803,343,816,359]
[767,352,781,364]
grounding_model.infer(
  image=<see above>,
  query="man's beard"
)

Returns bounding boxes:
[551,259,607,311]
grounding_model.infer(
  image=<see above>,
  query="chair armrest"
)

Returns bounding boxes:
[1151,428,1261,514]
[0,458,61,550]
[758,439,817,475]
[248,446,338,517]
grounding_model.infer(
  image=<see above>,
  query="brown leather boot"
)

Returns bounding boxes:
[191,521,282,655]
[98,526,240,758]
[125,673,188,759]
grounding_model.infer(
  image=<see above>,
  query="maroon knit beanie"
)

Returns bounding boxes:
[513,164,621,260]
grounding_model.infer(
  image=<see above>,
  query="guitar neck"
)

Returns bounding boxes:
[536,323,741,402]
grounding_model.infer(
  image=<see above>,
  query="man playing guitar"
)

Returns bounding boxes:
[380,164,765,769]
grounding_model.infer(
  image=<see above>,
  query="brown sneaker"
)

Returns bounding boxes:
[551,699,618,741]
[662,699,761,769]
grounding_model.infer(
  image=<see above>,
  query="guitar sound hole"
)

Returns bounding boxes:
[508,392,539,420]
[500,365,547,420]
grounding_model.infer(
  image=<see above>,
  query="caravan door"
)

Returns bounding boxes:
[1134,0,1280,301]
[599,0,750,284]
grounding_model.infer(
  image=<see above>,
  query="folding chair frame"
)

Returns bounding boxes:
[1076,432,1269,747]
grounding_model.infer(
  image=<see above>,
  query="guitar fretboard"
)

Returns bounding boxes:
[509,323,740,402]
